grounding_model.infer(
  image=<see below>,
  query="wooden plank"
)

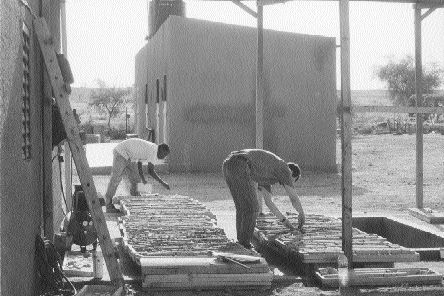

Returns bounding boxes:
[41,0,59,241]
[231,0,258,18]
[140,257,269,275]
[76,285,124,296]
[255,3,264,149]
[143,272,273,289]
[408,208,444,224]
[33,17,123,285]
[61,0,73,223]
[339,0,353,267]
[415,5,424,209]
[315,267,442,287]
[209,0,443,4]
[352,106,444,114]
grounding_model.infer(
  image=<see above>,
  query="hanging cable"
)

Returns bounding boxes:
[52,144,68,216]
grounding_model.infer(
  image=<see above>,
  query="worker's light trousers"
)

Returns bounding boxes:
[222,154,259,248]
[105,151,141,204]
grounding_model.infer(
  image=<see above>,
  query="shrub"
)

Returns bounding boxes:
[79,122,94,134]
[108,129,127,140]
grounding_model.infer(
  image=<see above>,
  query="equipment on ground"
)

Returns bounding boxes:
[35,235,76,296]
[62,185,98,253]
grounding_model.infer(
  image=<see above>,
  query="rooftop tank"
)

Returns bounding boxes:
[147,0,186,39]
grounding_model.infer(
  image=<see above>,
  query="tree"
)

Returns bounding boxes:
[89,80,132,131]
[376,56,442,106]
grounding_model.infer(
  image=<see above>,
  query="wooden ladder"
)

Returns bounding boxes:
[33,17,124,286]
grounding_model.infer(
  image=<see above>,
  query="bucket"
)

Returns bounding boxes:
[92,250,103,279]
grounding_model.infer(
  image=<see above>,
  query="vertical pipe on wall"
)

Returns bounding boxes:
[163,75,168,144]
[339,0,353,267]
[145,83,149,131]
[256,2,264,149]
[414,5,424,209]
[156,79,160,144]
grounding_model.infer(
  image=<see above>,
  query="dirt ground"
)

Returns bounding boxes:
[88,133,444,295]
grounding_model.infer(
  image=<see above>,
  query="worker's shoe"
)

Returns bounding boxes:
[106,204,120,213]
[238,241,254,249]
[130,189,141,196]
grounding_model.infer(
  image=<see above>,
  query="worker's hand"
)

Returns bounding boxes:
[163,183,170,190]
[142,180,148,185]
[298,213,305,230]
[282,218,296,231]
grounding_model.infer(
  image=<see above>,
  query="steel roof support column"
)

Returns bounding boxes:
[414,5,424,209]
[339,0,353,267]
[256,2,264,149]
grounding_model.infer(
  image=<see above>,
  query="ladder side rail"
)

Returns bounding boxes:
[33,17,124,285]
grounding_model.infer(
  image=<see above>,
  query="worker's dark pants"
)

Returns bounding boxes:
[222,155,259,249]
[105,151,140,205]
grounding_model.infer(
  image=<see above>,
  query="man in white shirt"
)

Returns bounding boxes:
[104,138,170,213]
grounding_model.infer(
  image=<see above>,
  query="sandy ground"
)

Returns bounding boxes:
[79,133,444,295]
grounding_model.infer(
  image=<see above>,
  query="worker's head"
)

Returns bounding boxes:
[157,143,170,159]
[287,162,301,182]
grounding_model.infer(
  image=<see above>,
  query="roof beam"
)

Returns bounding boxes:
[420,7,437,20]
[417,3,444,8]
[230,0,257,18]
[210,0,444,4]
[258,0,289,5]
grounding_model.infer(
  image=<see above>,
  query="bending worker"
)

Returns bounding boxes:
[105,138,170,213]
[222,149,305,249]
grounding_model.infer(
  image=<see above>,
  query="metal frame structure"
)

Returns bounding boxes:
[58,0,444,269]
[229,0,444,266]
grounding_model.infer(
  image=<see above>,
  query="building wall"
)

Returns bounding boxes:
[136,16,337,173]
[136,23,172,144]
[0,0,50,294]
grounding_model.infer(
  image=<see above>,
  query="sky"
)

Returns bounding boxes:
[65,0,444,90]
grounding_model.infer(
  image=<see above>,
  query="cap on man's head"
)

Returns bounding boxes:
[287,162,301,180]
[158,143,169,153]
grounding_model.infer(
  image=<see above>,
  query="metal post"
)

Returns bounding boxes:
[125,107,128,134]
[339,0,353,267]
[414,5,424,209]
[256,2,264,149]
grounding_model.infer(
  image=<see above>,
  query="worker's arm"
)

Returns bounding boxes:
[258,186,295,231]
[283,184,305,229]
[137,161,147,184]
[256,183,264,214]
[147,162,170,190]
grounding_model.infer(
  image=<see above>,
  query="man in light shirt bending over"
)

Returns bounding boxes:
[104,138,170,213]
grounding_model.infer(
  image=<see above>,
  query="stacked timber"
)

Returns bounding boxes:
[119,195,273,289]
[315,267,443,287]
[254,213,420,264]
